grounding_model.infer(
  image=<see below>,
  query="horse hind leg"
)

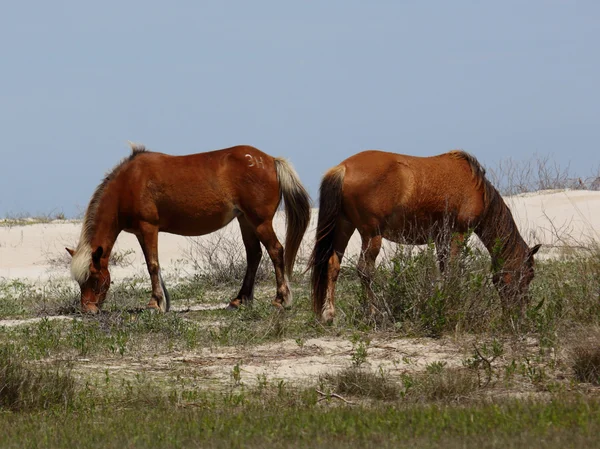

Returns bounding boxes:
[321,219,355,323]
[357,234,382,319]
[137,222,169,313]
[228,216,263,309]
[250,219,291,309]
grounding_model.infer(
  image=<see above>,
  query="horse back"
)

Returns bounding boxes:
[339,150,487,234]
[115,146,280,234]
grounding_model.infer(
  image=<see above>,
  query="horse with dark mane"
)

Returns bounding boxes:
[67,143,311,313]
[309,150,540,323]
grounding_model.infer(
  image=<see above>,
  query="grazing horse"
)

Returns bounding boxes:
[67,143,311,313]
[309,150,541,323]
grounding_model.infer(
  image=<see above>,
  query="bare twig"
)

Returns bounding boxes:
[472,344,498,388]
[316,389,356,405]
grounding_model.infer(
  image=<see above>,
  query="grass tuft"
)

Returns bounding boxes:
[320,367,401,401]
[572,344,600,385]
[0,345,76,411]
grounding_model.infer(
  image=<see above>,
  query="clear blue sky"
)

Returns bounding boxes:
[1,1,598,217]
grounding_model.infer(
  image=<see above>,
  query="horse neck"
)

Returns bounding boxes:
[84,184,122,258]
[475,193,528,271]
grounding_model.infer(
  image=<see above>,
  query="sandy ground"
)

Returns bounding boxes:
[70,336,470,388]
[1,189,600,283]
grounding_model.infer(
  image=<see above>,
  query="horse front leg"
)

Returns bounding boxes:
[228,216,263,309]
[436,232,465,276]
[137,222,169,313]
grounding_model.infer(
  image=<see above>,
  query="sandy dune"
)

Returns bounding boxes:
[1,189,599,283]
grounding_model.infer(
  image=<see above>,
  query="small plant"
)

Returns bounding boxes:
[463,340,504,387]
[425,361,447,375]
[350,334,371,368]
[520,357,547,386]
[231,363,243,387]
[256,373,268,393]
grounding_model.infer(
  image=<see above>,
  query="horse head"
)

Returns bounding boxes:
[66,246,111,313]
[493,243,541,311]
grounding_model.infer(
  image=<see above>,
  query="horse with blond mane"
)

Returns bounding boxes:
[309,150,540,323]
[67,143,311,313]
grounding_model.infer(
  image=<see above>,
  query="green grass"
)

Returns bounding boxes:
[1,388,600,448]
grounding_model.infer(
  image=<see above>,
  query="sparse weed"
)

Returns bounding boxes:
[350,333,371,368]
[184,228,273,287]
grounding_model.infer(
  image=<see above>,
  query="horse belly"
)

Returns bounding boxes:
[383,212,436,244]
[157,202,239,237]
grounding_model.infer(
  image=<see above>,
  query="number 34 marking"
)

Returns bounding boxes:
[245,154,265,168]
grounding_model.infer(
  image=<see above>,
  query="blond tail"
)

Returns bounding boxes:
[274,158,311,276]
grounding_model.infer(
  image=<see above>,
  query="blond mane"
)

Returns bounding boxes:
[70,143,148,283]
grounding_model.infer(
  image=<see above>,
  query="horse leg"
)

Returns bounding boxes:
[322,220,355,323]
[251,220,291,308]
[451,233,465,255]
[136,223,169,313]
[436,232,465,275]
[228,216,262,309]
[357,234,382,318]
[435,235,451,275]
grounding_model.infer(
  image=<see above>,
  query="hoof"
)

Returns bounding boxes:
[227,299,242,310]
[321,307,335,325]
[271,300,285,310]
[145,300,162,312]
[81,304,100,314]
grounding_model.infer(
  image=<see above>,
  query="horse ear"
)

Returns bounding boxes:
[92,246,104,264]
[528,244,541,258]
[65,247,75,257]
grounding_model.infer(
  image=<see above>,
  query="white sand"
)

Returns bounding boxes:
[1,189,599,284]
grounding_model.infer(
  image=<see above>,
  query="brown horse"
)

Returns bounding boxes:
[309,150,541,323]
[67,143,311,313]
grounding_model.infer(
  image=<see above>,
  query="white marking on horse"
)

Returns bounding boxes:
[245,154,265,169]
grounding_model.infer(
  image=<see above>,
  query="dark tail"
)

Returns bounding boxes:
[274,158,312,276]
[308,165,346,317]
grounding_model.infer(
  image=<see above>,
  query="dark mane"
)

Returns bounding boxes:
[447,150,490,202]
[447,150,528,266]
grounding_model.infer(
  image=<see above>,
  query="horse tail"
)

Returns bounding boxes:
[308,165,346,316]
[274,158,312,276]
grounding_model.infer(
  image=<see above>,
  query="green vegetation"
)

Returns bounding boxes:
[1,225,600,447]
